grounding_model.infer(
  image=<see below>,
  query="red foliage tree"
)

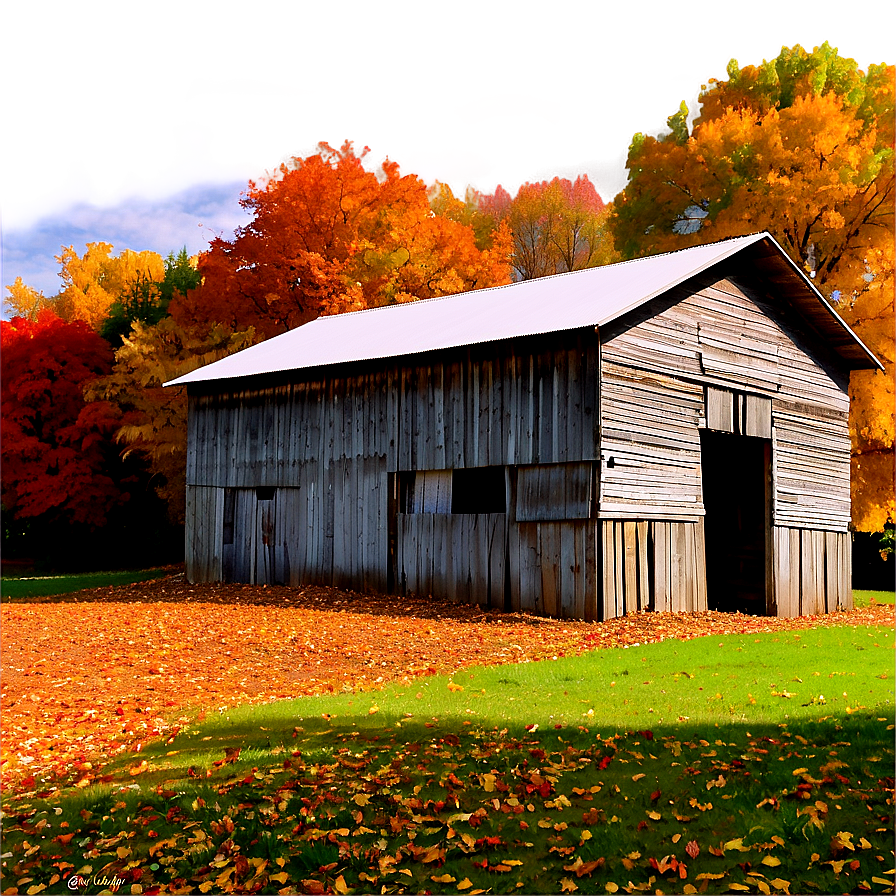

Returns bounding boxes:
[1,312,127,528]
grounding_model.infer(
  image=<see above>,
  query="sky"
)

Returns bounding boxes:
[1,0,892,305]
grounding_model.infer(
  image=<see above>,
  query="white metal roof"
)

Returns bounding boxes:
[166,232,879,386]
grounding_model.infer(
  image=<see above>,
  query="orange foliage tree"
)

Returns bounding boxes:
[173,142,512,338]
[475,176,616,281]
[610,43,895,531]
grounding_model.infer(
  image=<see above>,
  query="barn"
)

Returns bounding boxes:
[167,232,881,619]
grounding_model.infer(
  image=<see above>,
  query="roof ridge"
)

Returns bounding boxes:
[312,233,767,323]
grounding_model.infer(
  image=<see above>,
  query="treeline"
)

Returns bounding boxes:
[2,43,893,571]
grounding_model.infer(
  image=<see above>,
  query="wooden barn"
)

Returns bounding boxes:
[167,232,881,619]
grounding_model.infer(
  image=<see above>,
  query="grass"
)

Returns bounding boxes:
[2,624,893,894]
[0,567,169,599]
[855,589,896,607]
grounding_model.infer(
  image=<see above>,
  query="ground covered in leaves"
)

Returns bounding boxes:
[1,575,891,795]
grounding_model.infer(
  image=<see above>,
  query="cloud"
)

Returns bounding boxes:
[6,2,887,308]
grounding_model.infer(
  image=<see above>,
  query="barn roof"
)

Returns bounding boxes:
[166,232,881,387]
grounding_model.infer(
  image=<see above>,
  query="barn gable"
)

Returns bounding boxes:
[171,233,880,620]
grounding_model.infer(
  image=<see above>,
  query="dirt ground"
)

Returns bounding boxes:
[2,574,892,793]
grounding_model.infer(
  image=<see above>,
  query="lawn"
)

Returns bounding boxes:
[0,568,171,600]
[855,589,896,607]
[2,622,893,895]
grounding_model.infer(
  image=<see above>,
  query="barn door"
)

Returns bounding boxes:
[699,431,771,614]
[222,487,288,585]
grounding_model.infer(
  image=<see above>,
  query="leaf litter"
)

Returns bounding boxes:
[1,574,891,790]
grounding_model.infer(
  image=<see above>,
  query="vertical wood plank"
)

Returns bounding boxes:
[584,522,598,622]
[623,521,637,613]
[602,521,616,621]
[614,521,625,617]
[694,518,707,612]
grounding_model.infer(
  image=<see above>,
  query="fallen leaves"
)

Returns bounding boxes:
[5,574,888,791]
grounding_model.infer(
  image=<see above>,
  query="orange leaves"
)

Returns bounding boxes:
[4,576,892,794]
[476,175,615,281]
[611,45,895,531]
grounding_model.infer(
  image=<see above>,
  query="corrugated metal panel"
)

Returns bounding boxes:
[166,233,880,387]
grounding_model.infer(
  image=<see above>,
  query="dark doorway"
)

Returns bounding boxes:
[700,431,770,614]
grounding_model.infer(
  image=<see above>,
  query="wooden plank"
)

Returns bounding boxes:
[813,530,826,615]
[602,520,617,620]
[651,522,666,612]
[706,387,733,433]
[492,514,506,611]
[571,523,585,620]
[824,530,839,614]
[507,516,521,612]
[559,524,575,618]
[789,527,801,616]
[840,532,853,610]
[539,525,557,618]
[584,523,598,622]
[623,521,637,613]
[693,518,707,612]
[614,521,625,617]
[184,486,198,582]
[745,395,772,439]
[516,462,593,521]
[774,527,793,617]
[669,523,684,612]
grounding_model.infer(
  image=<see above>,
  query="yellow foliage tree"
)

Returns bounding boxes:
[611,43,894,531]
[54,243,166,330]
[86,318,259,523]
[3,277,52,320]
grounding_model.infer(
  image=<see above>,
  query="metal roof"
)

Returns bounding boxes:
[166,232,881,387]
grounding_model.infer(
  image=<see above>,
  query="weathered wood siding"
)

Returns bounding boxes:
[508,521,599,620]
[185,332,603,613]
[773,527,852,616]
[599,276,851,532]
[396,513,506,609]
[184,270,854,619]
[600,519,707,617]
[597,274,852,614]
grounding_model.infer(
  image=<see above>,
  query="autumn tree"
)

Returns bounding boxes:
[50,243,167,330]
[172,142,512,339]
[101,248,202,345]
[0,312,180,567]
[87,318,259,523]
[474,176,616,281]
[3,278,53,320]
[610,43,895,531]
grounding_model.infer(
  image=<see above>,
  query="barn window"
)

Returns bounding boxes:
[451,467,506,514]
[256,486,276,502]
[398,467,506,514]
[515,462,594,521]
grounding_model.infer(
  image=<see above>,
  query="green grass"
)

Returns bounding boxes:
[3,625,893,894]
[0,567,169,599]
[855,588,896,607]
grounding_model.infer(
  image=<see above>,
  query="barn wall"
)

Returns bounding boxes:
[598,274,853,616]
[184,272,853,620]
[185,331,603,611]
[773,527,852,616]
[599,275,851,531]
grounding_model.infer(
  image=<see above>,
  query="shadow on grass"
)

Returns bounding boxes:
[6,707,893,896]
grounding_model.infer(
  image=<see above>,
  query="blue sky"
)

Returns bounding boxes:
[1,0,891,306]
